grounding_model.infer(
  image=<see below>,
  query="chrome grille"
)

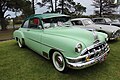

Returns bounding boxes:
[81,42,109,59]
[66,42,109,63]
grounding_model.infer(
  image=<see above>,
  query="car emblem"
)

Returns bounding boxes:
[86,55,90,62]
[92,31,99,44]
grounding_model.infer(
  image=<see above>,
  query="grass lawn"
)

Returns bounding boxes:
[0,40,120,80]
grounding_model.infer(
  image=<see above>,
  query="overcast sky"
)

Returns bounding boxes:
[5,0,95,18]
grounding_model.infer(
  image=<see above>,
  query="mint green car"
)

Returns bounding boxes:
[13,13,110,72]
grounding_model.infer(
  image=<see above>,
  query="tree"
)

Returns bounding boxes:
[0,0,33,30]
[22,1,33,17]
[32,0,35,14]
[58,0,86,15]
[37,0,54,12]
[73,3,86,15]
[37,0,86,16]
[92,0,119,17]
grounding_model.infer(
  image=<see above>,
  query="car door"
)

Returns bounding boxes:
[22,18,43,54]
[93,19,106,25]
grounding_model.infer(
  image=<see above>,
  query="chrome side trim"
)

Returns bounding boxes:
[26,37,64,52]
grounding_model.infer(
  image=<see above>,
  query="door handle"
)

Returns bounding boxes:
[27,29,30,31]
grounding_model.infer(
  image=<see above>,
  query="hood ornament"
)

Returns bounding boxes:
[92,31,99,44]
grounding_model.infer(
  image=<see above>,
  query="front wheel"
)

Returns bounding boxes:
[52,51,67,72]
[17,38,24,48]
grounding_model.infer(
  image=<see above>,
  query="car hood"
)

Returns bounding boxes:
[111,22,120,25]
[44,27,101,47]
[87,24,120,32]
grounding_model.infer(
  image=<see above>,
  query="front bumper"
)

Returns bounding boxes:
[110,30,120,40]
[66,42,110,69]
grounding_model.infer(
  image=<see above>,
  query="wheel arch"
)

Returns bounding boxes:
[49,49,63,60]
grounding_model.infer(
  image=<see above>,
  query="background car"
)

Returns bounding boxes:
[92,18,120,27]
[13,13,110,72]
[70,18,120,40]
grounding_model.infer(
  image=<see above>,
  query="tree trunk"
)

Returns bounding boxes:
[62,0,64,14]
[100,0,102,17]
[0,11,7,31]
[32,0,35,14]
[55,0,57,12]
[0,18,7,31]
[50,0,54,12]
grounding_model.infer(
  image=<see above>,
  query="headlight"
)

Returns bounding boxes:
[105,37,108,41]
[75,43,82,53]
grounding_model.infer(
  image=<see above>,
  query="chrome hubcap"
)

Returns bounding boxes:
[52,52,65,71]
[55,55,63,68]
[18,39,22,48]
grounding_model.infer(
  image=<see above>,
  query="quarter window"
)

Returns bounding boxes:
[29,18,42,29]
[71,20,83,25]
[22,20,29,28]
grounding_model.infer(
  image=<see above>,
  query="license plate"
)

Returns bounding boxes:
[98,53,107,62]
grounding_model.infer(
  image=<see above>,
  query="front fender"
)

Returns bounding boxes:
[41,34,86,58]
[13,29,25,41]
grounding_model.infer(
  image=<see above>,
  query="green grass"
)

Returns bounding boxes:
[0,40,120,80]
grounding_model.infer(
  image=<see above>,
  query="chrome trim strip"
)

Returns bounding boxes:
[26,37,64,52]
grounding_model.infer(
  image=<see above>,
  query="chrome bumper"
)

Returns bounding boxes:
[66,42,110,69]
[110,30,120,40]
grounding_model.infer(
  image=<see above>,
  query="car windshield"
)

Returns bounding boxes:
[105,18,112,23]
[42,16,71,29]
[82,19,94,26]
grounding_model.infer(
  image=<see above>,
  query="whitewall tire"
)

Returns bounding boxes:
[17,39,24,48]
[52,51,67,72]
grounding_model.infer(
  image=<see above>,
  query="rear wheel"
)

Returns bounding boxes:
[52,51,67,72]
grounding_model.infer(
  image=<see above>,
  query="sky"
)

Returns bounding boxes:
[5,0,95,18]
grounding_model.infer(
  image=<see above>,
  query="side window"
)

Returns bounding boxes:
[22,20,29,28]
[71,20,83,25]
[94,19,105,23]
[29,18,42,29]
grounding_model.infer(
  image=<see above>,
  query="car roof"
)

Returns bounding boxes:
[25,13,69,20]
[71,18,90,21]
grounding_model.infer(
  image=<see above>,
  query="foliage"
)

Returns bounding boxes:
[37,0,54,12]
[73,3,86,15]
[92,0,119,16]
[37,0,86,16]
[21,1,33,17]
[0,0,32,30]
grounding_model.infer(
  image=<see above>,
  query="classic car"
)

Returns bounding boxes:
[13,13,110,72]
[70,18,120,40]
[92,18,120,27]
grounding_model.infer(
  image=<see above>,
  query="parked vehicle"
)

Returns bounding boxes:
[13,14,110,72]
[70,18,120,40]
[92,18,120,27]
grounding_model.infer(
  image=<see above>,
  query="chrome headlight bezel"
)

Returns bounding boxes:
[75,43,82,53]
